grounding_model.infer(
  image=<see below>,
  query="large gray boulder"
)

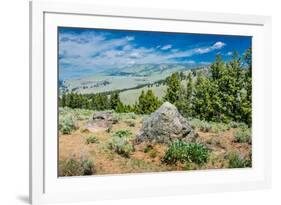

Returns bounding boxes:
[135,102,195,144]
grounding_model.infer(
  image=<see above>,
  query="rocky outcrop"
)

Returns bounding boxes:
[92,111,118,124]
[87,111,118,132]
[135,102,195,144]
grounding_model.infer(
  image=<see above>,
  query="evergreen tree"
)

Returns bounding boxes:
[61,93,66,107]
[193,74,212,120]
[136,90,161,114]
[164,72,181,104]
[241,48,252,125]
[115,101,126,113]
[91,94,109,110]
[175,72,193,117]
[184,72,193,116]
[109,92,121,110]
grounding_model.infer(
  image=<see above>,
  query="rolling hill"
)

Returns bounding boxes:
[60,63,208,95]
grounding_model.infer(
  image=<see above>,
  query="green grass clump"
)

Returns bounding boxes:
[85,135,99,144]
[148,149,157,158]
[234,128,251,143]
[144,145,153,153]
[143,145,157,158]
[112,130,132,138]
[163,141,209,165]
[59,158,95,176]
[226,152,251,168]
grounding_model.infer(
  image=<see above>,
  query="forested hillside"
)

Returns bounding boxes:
[59,49,251,126]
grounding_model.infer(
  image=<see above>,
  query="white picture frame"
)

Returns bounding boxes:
[30,1,272,204]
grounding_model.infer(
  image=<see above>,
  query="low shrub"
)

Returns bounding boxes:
[226,152,251,168]
[59,107,92,121]
[163,141,209,165]
[85,135,98,144]
[189,118,233,133]
[112,130,132,138]
[108,137,134,158]
[59,114,77,134]
[234,128,251,143]
[229,121,248,129]
[74,109,93,121]
[200,121,212,132]
[188,119,211,132]
[81,159,94,175]
[59,157,95,176]
[210,122,230,133]
[189,119,203,129]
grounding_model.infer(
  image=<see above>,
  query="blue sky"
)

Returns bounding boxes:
[59,27,251,80]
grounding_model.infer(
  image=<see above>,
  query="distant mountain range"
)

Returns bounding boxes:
[59,63,209,95]
[105,63,200,77]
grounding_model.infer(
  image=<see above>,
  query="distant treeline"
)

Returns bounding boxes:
[59,49,252,126]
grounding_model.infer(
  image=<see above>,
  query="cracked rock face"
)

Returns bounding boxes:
[135,102,195,144]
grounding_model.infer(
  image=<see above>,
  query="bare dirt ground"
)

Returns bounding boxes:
[59,115,251,176]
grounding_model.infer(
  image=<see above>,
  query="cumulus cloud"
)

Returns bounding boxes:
[59,30,226,76]
[195,41,226,54]
[161,44,172,50]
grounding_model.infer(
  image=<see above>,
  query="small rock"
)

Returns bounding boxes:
[87,111,118,132]
[92,111,118,124]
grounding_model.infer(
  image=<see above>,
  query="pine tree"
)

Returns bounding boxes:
[136,90,161,114]
[185,72,193,116]
[241,48,252,125]
[115,101,125,113]
[164,72,181,104]
[175,72,193,117]
[109,92,121,110]
[61,93,66,107]
[193,73,208,120]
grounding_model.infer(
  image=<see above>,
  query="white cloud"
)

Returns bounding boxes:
[126,36,135,41]
[213,41,225,49]
[59,31,226,76]
[161,44,172,50]
[195,41,226,54]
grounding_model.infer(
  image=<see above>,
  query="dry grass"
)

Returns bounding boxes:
[59,111,252,176]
